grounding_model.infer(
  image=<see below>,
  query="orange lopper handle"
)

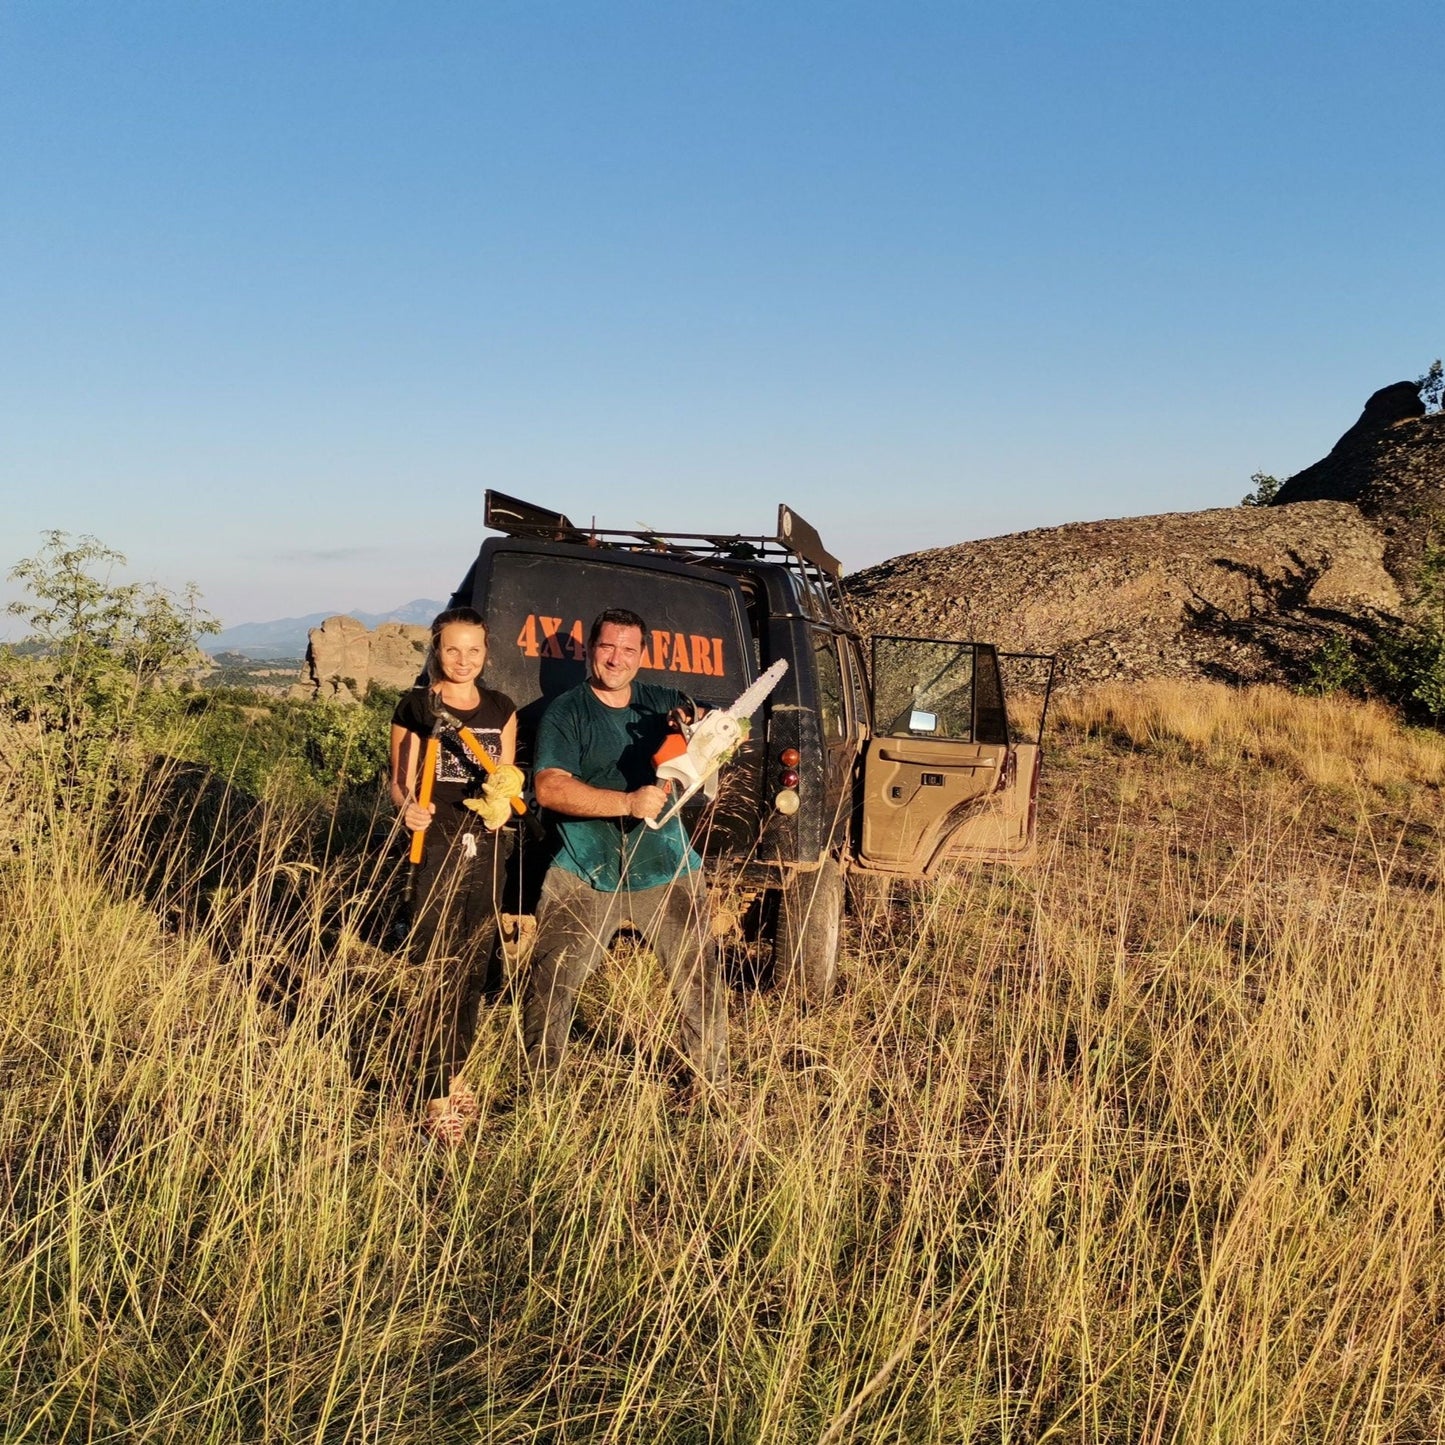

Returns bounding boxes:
[408,736,440,863]
[456,727,527,816]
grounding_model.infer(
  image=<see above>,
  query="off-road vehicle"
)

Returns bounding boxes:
[447,490,1053,1000]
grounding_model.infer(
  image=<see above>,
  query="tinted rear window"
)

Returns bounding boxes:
[479,550,751,736]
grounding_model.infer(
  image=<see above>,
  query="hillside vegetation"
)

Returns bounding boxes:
[3,680,1444,1442]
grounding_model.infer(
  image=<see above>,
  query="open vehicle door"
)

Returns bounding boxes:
[855,638,1054,876]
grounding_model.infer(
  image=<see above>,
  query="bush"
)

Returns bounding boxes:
[1302,538,1445,724]
[174,687,397,807]
[2,532,403,819]
[1240,471,1282,507]
[1300,634,1367,698]
[1419,358,1443,415]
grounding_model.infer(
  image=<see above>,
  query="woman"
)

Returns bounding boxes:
[390,606,519,1143]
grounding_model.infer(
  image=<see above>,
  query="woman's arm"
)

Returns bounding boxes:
[389,723,411,810]
[390,724,434,831]
[500,711,518,766]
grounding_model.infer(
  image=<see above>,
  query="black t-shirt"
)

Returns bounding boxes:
[392,685,516,821]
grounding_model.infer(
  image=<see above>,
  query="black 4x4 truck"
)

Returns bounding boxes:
[448,490,1053,1002]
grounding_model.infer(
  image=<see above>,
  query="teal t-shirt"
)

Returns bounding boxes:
[534,681,703,892]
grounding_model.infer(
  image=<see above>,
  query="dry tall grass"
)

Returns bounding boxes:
[3,684,1444,1442]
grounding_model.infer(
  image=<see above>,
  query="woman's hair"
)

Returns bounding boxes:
[425,606,487,683]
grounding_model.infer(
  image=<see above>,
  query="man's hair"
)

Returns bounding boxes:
[588,608,649,649]
[425,606,487,683]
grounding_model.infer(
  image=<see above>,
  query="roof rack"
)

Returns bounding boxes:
[482,489,843,581]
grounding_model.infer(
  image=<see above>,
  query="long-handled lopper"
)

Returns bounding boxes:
[405,701,540,867]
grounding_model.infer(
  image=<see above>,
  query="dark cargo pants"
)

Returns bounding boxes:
[407,820,511,1102]
[522,865,728,1084]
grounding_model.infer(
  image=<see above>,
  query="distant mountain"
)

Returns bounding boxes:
[206,599,444,659]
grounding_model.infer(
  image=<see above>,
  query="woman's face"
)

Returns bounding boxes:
[436,622,488,686]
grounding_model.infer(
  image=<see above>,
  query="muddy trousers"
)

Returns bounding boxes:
[521,866,729,1085]
[407,821,513,1103]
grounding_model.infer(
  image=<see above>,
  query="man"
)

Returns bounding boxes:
[521,607,728,1086]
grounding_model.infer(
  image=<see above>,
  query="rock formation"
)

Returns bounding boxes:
[291,616,429,703]
[1269,383,1445,582]
[847,381,1443,690]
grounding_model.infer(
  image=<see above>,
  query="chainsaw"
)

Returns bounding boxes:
[644,658,789,830]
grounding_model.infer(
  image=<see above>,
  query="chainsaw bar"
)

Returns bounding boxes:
[724,657,790,721]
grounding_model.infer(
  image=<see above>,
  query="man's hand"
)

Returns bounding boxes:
[537,767,673,820]
[626,783,672,821]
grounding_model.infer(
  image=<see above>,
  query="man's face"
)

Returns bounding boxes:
[588,621,645,694]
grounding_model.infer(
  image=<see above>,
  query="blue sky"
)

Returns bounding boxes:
[2,1,1441,628]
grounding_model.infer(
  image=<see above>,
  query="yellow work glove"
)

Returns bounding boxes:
[482,763,526,800]
[463,793,514,831]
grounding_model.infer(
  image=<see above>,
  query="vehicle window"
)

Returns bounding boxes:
[998,652,1056,745]
[841,638,869,733]
[973,646,1009,745]
[483,551,750,723]
[872,637,976,741]
[813,632,847,742]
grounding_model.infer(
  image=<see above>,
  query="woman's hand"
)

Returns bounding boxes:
[404,802,435,832]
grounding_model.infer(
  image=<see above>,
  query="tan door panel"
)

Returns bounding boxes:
[942,741,1040,866]
[855,637,1050,878]
[858,738,1006,874]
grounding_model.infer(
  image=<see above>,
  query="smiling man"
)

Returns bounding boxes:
[521,608,728,1088]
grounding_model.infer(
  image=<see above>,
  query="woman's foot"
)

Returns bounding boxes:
[448,1078,480,1121]
[422,1095,470,1146]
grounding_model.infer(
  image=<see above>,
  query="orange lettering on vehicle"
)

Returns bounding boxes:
[515,614,725,675]
[516,615,541,659]
[689,635,715,676]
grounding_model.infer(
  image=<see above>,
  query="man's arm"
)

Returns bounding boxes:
[535,767,670,822]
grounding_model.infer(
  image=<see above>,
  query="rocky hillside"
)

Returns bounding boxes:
[847,383,1444,689]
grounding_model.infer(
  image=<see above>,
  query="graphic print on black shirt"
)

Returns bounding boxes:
[392,685,517,818]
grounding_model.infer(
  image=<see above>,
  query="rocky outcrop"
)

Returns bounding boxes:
[1270,384,1445,582]
[846,501,1401,689]
[290,616,428,703]
[846,382,1443,690]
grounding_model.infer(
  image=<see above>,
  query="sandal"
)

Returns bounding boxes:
[422,1096,470,1146]
[448,1079,480,1122]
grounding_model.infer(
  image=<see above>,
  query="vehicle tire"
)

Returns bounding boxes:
[775,856,844,1008]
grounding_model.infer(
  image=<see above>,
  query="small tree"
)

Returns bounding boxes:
[1419,359,1444,415]
[7,531,217,685]
[1312,532,1445,724]
[4,532,218,788]
[1240,471,1282,507]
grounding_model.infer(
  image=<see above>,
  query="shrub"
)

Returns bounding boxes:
[1419,358,1443,415]
[1240,471,1282,507]
[1300,538,1445,724]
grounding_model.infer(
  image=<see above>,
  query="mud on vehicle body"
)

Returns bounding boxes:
[449,490,1054,1003]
